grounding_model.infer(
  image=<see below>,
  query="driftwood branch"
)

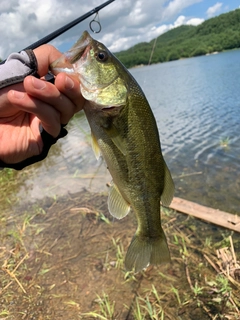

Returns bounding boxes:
[169,197,240,233]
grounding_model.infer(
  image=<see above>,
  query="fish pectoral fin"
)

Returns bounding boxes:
[161,160,175,207]
[91,131,101,160]
[108,183,130,219]
[104,125,127,156]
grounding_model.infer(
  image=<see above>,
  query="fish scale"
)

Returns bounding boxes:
[50,30,175,272]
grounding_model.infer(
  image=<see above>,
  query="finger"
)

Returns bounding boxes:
[54,73,85,113]
[33,45,63,77]
[7,90,61,137]
[0,82,25,117]
[23,76,81,124]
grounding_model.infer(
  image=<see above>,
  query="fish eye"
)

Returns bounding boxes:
[96,51,108,62]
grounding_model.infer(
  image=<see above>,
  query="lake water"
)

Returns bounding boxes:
[2,49,239,320]
[18,49,240,214]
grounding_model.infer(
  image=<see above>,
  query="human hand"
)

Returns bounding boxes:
[0,44,84,165]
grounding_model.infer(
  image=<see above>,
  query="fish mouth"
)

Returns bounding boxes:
[66,31,91,64]
[50,31,92,75]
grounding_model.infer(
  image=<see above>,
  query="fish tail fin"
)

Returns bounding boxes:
[125,230,170,272]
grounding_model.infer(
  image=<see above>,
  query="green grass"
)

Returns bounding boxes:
[81,292,115,319]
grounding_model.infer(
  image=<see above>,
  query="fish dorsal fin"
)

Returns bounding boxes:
[104,125,127,156]
[108,183,130,219]
[161,160,175,207]
[91,131,101,160]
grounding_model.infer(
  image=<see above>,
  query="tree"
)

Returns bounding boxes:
[115,9,240,68]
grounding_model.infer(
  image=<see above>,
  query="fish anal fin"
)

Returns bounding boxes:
[108,183,130,219]
[91,131,101,160]
[161,160,175,207]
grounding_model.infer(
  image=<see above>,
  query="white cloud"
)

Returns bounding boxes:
[172,15,204,28]
[0,0,81,58]
[0,0,227,60]
[173,15,187,27]
[110,14,204,52]
[206,2,223,18]
[153,15,204,37]
[162,0,203,20]
[0,0,167,58]
[186,17,204,26]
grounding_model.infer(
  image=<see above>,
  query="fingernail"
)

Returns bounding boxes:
[65,76,74,90]
[32,77,46,90]
[12,90,24,99]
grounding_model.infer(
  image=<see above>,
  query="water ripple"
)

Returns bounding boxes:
[131,50,240,213]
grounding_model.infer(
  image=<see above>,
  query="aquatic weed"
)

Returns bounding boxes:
[219,136,230,148]
[81,292,115,319]
[112,237,124,269]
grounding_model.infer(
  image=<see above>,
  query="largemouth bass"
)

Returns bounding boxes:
[50,31,175,272]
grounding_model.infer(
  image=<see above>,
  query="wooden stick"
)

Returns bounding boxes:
[169,197,240,233]
[229,236,237,266]
[4,268,26,294]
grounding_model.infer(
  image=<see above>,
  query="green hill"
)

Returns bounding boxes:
[115,9,240,68]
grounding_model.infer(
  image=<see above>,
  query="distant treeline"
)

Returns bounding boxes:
[115,9,240,68]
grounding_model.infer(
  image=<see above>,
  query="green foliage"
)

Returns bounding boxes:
[191,46,208,57]
[115,9,240,68]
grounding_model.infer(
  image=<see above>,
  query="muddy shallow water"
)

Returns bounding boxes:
[0,188,239,319]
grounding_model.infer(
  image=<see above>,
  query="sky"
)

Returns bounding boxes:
[0,0,239,60]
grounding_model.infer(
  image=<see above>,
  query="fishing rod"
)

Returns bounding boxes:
[0,0,115,64]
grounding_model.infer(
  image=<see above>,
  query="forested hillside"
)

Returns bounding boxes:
[115,9,240,68]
